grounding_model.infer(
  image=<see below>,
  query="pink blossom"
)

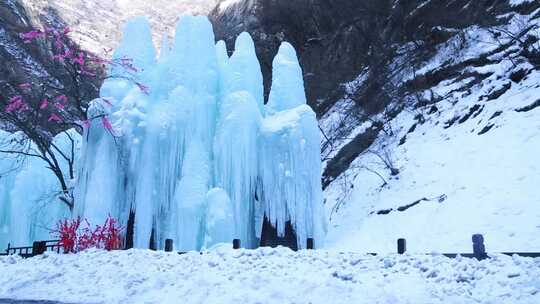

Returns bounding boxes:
[101,116,114,133]
[119,57,139,72]
[80,68,96,76]
[55,102,65,110]
[48,113,62,122]
[20,30,43,42]
[18,83,31,89]
[64,49,73,59]
[10,96,23,103]
[53,49,72,62]
[5,103,18,113]
[19,102,30,112]
[72,52,85,66]
[5,96,23,113]
[39,98,49,109]
[54,34,64,49]
[53,54,66,62]
[91,57,111,65]
[82,119,91,129]
[63,27,71,35]
[55,95,68,103]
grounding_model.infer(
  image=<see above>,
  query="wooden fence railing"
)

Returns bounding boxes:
[1,240,62,258]
[1,234,539,259]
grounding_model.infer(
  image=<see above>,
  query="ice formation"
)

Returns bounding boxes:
[0,130,79,248]
[73,15,326,250]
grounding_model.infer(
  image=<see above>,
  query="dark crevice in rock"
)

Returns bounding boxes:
[515,99,540,113]
[489,111,503,120]
[482,82,511,101]
[407,123,417,134]
[444,116,460,129]
[371,194,447,216]
[478,123,495,135]
[458,104,483,124]
[510,68,530,83]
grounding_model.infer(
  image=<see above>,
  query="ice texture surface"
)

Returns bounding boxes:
[0,16,324,251]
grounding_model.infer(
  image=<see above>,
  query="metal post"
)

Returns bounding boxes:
[165,239,174,252]
[472,234,487,260]
[233,239,241,249]
[397,238,406,254]
[307,238,314,250]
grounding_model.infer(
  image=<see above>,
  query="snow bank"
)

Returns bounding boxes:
[1,248,539,303]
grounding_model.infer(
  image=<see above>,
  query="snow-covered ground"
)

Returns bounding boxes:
[1,247,540,304]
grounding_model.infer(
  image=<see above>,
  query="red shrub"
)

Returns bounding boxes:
[52,215,123,253]
[54,217,81,253]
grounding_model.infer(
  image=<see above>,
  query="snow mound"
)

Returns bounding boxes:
[1,249,539,303]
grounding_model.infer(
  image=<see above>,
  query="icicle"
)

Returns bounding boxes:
[131,15,219,249]
[175,139,210,251]
[110,16,156,76]
[204,188,235,248]
[216,40,229,101]
[224,32,265,114]
[214,91,262,248]
[168,16,219,97]
[259,41,326,248]
[75,98,125,229]
[101,17,156,107]
[266,42,307,113]
[259,106,326,248]
[215,40,229,71]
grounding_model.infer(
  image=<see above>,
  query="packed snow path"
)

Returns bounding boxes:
[1,248,540,304]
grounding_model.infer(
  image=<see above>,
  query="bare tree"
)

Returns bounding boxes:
[0,24,144,210]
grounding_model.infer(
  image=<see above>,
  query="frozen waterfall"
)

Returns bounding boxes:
[73,15,326,250]
[0,130,79,248]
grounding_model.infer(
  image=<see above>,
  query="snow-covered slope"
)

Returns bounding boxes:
[1,248,540,303]
[323,8,540,253]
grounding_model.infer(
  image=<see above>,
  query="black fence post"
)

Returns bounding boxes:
[233,239,241,249]
[165,239,174,252]
[6,243,10,254]
[307,238,314,250]
[472,234,487,260]
[397,238,406,254]
[32,241,47,256]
